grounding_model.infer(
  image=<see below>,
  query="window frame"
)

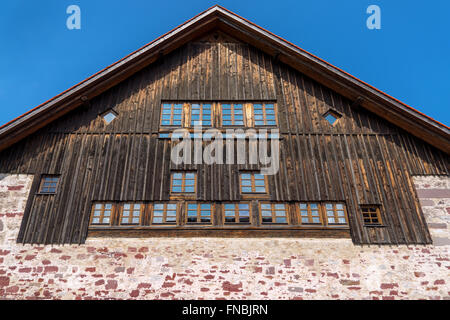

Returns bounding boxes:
[298,202,323,226]
[185,202,215,225]
[150,202,179,225]
[259,202,289,225]
[160,102,185,127]
[100,109,118,125]
[323,202,349,226]
[239,172,268,195]
[119,203,144,226]
[189,103,213,128]
[323,109,342,126]
[252,103,278,127]
[89,203,115,226]
[220,103,246,127]
[222,202,252,225]
[361,205,383,226]
[37,175,60,195]
[170,172,197,195]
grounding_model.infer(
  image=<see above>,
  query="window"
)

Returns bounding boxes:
[323,109,341,126]
[161,103,183,126]
[90,203,113,225]
[102,110,118,124]
[260,203,288,224]
[222,103,244,126]
[120,203,143,225]
[151,203,177,224]
[191,103,212,127]
[186,203,213,224]
[171,172,196,194]
[224,203,251,224]
[38,176,60,194]
[361,206,382,226]
[299,203,322,225]
[240,173,267,193]
[253,103,277,126]
[324,203,348,225]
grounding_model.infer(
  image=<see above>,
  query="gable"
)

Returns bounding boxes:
[42,33,398,136]
[0,6,448,154]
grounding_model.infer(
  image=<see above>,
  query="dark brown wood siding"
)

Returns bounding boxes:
[0,33,448,245]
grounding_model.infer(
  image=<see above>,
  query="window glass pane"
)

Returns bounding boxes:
[153,217,163,224]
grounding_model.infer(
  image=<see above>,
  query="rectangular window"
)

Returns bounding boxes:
[38,176,60,194]
[151,203,177,224]
[299,203,322,225]
[260,203,288,224]
[120,203,143,225]
[240,173,267,193]
[191,103,212,127]
[361,206,382,226]
[223,203,251,224]
[222,103,244,126]
[90,203,114,226]
[160,103,183,126]
[324,203,348,225]
[171,172,196,194]
[186,203,213,224]
[253,103,277,126]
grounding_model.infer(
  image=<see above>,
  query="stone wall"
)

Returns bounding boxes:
[0,174,448,300]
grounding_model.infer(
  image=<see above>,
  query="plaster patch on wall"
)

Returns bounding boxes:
[413,175,450,246]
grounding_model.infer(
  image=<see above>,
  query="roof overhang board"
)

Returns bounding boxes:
[0,5,448,154]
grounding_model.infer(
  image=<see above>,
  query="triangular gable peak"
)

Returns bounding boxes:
[0,5,448,153]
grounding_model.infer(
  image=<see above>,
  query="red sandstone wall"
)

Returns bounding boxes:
[0,174,448,300]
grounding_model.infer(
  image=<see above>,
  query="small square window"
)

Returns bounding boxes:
[38,176,60,194]
[102,110,118,124]
[323,110,341,126]
[361,206,383,226]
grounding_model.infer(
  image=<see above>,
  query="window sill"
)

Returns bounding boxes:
[87,226,351,239]
[363,224,386,228]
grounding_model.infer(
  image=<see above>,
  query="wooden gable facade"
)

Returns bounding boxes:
[0,7,448,245]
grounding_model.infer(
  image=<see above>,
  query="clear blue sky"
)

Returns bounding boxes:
[1,0,449,126]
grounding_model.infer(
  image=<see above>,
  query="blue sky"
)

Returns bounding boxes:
[1,0,449,126]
